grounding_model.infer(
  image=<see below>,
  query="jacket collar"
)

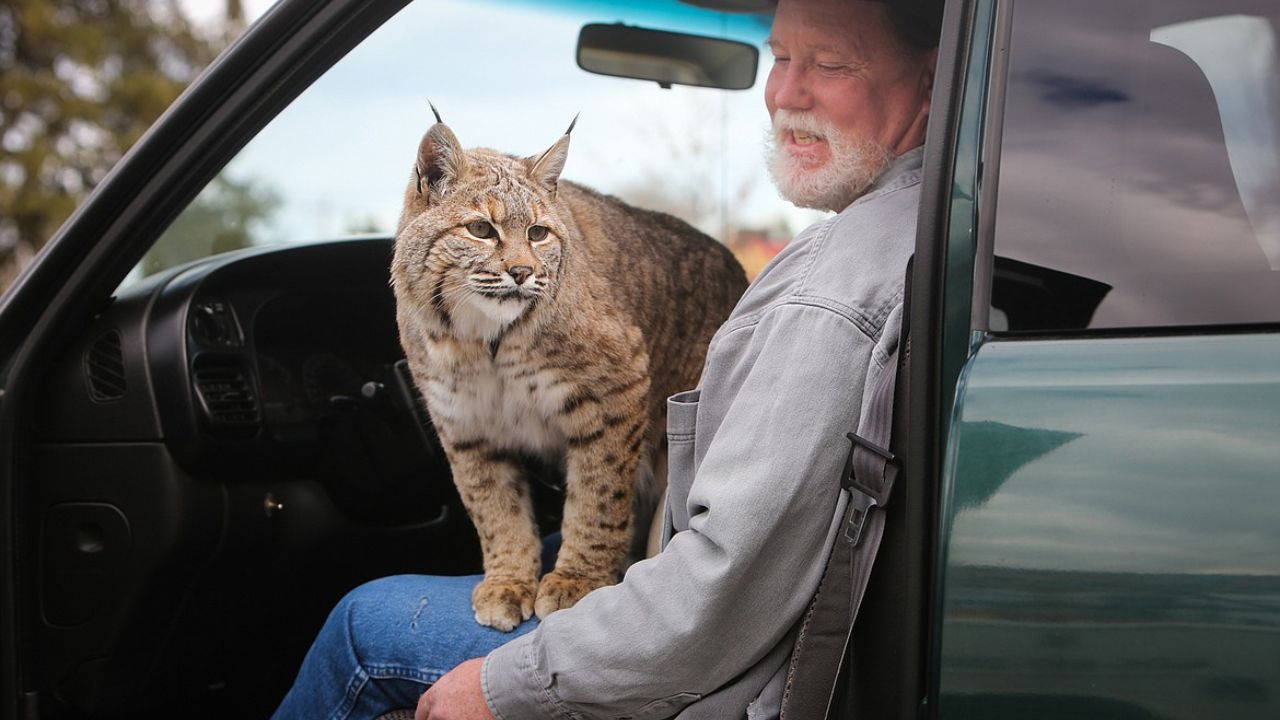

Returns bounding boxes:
[845,145,925,210]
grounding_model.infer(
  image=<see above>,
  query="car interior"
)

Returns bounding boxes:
[31,237,494,715]
[17,1,807,716]
[17,0,1270,717]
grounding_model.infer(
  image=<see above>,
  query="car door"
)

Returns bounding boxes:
[0,5,421,717]
[0,1,796,717]
[934,0,1280,718]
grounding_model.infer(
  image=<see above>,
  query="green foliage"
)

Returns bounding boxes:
[0,0,251,290]
[345,215,386,235]
[140,172,279,277]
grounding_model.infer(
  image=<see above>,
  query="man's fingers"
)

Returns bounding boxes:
[412,658,491,720]
[415,687,434,720]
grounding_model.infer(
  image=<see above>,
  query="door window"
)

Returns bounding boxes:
[989,0,1280,332]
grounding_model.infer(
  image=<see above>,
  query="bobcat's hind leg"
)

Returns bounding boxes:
[447,444,541,632]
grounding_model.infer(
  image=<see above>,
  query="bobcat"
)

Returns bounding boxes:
[392,116,746,631]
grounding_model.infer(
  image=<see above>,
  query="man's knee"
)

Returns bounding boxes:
[325,575,426,664]
[320,574,509,678]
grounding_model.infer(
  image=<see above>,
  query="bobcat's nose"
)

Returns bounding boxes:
[508,266,534,285]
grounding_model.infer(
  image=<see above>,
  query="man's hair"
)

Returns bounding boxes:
[877,0,945,50]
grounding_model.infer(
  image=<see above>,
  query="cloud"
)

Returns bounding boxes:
[1022,70,1130,109]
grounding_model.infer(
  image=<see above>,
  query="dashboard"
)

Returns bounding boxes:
[28,238,482,715]
[38,238,451,518]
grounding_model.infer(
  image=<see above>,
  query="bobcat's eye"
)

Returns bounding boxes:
[466,221,496,240]
[527,225,550,244]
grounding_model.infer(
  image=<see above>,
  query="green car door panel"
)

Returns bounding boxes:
[937,333,1280,719]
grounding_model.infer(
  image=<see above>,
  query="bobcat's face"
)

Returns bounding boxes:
[433,170,566,312]
[393,122,574,340]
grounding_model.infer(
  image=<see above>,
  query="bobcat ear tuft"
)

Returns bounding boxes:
[528,116,577,195]
[417,122,467,200]
[427,99,443,124]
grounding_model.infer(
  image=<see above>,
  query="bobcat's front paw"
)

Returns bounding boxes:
[472,578,536,632]
[534,570,611,619]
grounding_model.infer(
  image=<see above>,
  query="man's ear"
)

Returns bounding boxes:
[416,122,468,200]
[526,115,578,196]
[923,47,939,96]
[896,48,938,154]
[913,47,939,122]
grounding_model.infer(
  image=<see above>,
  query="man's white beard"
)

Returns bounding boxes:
[766,110,894,212]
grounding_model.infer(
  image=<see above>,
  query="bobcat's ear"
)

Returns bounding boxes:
[527,115,577,195]
[416,122,468,199]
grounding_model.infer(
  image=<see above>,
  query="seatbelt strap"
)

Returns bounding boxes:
[778,338,900,720]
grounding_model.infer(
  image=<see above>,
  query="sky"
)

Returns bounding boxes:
[174,0,825,251]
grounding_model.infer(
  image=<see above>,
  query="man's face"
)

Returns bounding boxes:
[765,0,936,211]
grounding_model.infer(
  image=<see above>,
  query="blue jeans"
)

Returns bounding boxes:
[271,573,539,720]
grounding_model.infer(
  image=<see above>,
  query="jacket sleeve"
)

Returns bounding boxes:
[483,301,890,720]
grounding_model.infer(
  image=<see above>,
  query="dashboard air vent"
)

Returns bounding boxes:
[192,358,261,436]
[85,331,126,402]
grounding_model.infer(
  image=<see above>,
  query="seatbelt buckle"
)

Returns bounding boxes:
[840,432,897,547]
[841,432,896,503]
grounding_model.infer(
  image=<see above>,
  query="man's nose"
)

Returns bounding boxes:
[772,64,812,110]
[508,266,533,285]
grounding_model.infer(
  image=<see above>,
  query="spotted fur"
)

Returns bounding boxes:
[392,120,746,631]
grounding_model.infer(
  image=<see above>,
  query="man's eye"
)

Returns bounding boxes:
[527,226,549,243]
[818,63,846,72]
[466,221,495,239]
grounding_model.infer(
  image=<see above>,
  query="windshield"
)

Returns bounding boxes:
[126,0,822,286]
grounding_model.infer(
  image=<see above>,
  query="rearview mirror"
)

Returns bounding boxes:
[577,23,759,90]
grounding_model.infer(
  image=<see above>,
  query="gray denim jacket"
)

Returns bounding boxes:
[484,148,923,720]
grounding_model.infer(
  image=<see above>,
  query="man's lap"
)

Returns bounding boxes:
[272,574,538,720]
[341,574,539,678]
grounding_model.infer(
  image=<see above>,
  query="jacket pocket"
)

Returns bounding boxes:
[667,389,700,439]
[664,390,700,541]
[616,692,703,720]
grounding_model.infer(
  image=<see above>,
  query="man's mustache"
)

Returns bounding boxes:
[771,110,839,140]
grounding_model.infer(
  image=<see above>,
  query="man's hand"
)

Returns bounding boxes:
[416,657,496,720]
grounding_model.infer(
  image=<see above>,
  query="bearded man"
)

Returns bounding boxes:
[273,1,940,718]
